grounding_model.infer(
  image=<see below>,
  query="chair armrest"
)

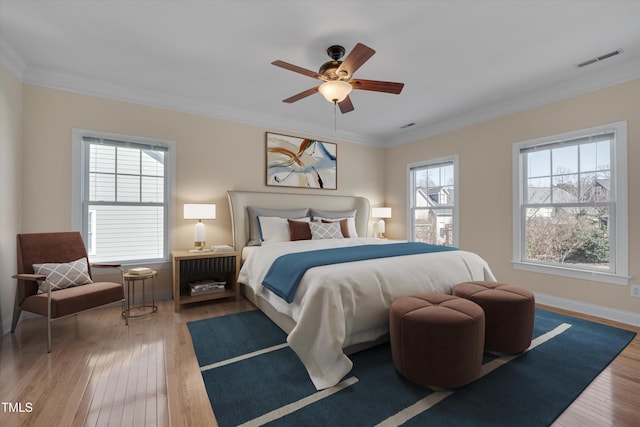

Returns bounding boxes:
[91,263,122,268]
[12,273,47,281]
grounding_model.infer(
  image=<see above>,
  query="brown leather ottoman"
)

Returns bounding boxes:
[453,281,535,353]
[389,294,485,388]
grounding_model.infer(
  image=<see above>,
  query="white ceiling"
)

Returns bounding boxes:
[1,0,639,147]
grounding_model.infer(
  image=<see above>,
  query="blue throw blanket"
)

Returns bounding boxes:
[262,242,458,303]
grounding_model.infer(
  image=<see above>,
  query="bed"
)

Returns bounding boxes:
[228,190,496,390]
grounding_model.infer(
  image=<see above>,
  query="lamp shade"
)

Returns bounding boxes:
[371,207,392,219]
[318,80,353,103]
[184,204,216,220]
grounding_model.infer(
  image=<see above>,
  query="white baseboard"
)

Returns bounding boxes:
[2,318,11,336]
[535,292,640,327]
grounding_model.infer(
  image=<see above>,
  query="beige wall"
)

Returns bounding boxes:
[0,67,23,334]
[3,63,638,331]
[17,83,386,303]
[386,79,640,316]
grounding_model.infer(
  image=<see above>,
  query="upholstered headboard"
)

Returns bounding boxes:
[227,190,370,253]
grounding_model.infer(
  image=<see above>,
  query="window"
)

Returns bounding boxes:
[73,130,175,264]
[512,122,628,285]
[407,156,458,246]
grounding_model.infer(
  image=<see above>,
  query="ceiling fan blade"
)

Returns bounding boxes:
[272,60,323,80]
[338,96,354,114]
[350,79,404,94]
[282,87,319,103]
[337,43,375,77]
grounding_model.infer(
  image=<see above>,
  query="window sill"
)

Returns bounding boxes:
[511,261,630,286]
[91,260,171,278]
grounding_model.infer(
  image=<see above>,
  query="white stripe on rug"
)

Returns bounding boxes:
[238,376,359,427]
[376,323,572,427]
[375,390,454,427]
[479,322,572,376]
[200,343,289,372]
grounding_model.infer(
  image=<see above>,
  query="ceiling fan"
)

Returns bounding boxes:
[272,43,404,113]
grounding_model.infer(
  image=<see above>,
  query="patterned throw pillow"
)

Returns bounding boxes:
[310,221,344,240]
[321,218,351,238]
[33,257,93,293]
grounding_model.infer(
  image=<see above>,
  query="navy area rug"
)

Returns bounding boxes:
[187,308,635,427]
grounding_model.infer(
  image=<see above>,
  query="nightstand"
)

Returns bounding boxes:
[171,250,240,312]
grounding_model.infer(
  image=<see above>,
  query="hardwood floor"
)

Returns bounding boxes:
[0,299,638,426]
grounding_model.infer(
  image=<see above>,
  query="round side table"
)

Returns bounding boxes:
[122,270,158,318]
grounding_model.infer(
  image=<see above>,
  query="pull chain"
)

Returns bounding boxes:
[333,101,337,132]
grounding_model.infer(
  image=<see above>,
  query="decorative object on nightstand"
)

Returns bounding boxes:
[172,250,240,312]
[184,203,216,252]
[372,207,392,238]
[127,266,152,275]
[211,244,235,253]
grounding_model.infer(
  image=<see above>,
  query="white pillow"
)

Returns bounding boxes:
[247,207,309,246]
[310,221,344,240]
[313,216,358,238]
[33,257,93,293]
[258,216,310,244]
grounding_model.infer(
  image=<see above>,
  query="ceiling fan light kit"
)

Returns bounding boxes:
[318,80,352,103]
[272,42,404,113]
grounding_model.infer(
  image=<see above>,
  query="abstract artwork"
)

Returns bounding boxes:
[266,133,337,189]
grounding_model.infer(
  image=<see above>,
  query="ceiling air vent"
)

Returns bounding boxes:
[576,49,623,68]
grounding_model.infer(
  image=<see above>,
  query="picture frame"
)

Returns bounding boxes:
[265,132,337,189]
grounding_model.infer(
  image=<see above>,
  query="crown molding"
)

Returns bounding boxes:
[20,65,385,148]
[5,30,638,150]
[387,58,640,147]
[0,35,26,80]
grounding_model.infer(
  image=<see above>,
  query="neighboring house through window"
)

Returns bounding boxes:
[512,121,628,285]
[72,130,175,264]
[407,156,458,246]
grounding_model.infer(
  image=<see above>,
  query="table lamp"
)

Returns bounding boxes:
[184,203,216,252]
[371,207,392,238]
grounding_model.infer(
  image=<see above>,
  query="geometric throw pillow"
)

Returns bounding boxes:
[321,218,351,238]
[310,221,344,240]
[33,257,93,293]
[309,209,359,237]
[313,215,358,238]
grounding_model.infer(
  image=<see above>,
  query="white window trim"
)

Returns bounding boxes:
[511,121,629,285]
[406,155,459,247]
[87,209,97,256]
[72,128,176,267]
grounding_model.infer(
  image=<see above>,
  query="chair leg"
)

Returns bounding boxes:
[47,289,53,353]
[11,292,22,333]
[47,317,52,353]
[11,306,21,333]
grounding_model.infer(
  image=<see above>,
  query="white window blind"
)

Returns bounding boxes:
[81,136,169,263]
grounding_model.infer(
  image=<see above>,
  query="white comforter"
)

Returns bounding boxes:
[238,238,496,390]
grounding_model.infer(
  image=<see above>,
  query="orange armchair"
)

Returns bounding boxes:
[11,232,128,352]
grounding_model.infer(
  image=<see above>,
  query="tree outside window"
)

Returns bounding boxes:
[513,121,628,285]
